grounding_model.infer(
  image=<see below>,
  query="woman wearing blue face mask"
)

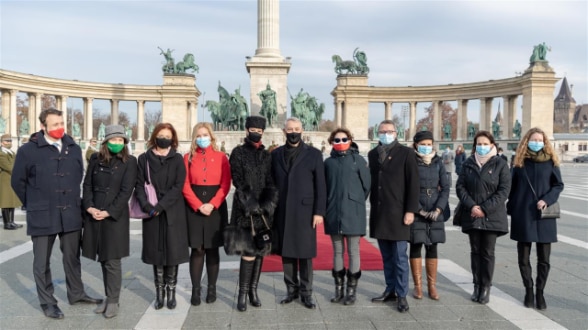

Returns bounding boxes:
[507,127,563,310]
[409,131,449,301]
[182,122,231,306]
[455,130,511,305]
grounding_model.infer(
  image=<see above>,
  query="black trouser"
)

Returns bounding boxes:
[101,259,122,303]
[468,230,498,287]
[517,242,551,290]
[32,230,85,305]
[409,243,438,259]
[282,257,313,297]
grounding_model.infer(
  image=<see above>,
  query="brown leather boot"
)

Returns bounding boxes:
[409,258,423,299]
[426,258,439,300]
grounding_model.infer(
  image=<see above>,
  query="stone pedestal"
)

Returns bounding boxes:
[521,61,558,138]
[333,75,370,140]
[160,74,200,140]
[246,59,291,127]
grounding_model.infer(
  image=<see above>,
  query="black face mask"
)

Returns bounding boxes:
[248,132,262,143]
[286,132,302,145]
[155,138,172,149]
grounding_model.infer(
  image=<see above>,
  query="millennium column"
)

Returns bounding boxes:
[246,0,291,127]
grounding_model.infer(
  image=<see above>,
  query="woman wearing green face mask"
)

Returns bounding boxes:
[82,125,137,318]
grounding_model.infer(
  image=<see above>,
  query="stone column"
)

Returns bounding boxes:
[189,100,197,134]
[9,90,18,138]
[502,95,517,139]
[456,99,468,141]
[479,97,492,132]
[84,97,94,140]
[256,0,281,58]
[432,101,441,141]
[335,101,342,127]
[56,95,67,135]
[384,101,392,120]
[409,101,417,139]
[28,93,40,133]
[137,100,145,141]
[0,90,9,135]
[111,99,119,125]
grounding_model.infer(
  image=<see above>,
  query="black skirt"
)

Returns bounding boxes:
[186,185,228,249]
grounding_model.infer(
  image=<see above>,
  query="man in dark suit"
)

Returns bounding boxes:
[368,120,420,313]
[271,117,327,309]
[12,108,102,319]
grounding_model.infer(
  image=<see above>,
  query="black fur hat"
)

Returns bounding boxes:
[413,130,434,143]
[245,116,266,130]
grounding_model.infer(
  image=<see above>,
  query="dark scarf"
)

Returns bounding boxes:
[285,142,303,169]
[527,149,552,163]
[377,140,398,164]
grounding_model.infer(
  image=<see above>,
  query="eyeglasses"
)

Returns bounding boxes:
[333,137,349,144]
[2,139,12,142]
[378,130,397,135]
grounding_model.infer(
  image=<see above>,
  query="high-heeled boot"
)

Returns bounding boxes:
[410,258,423,299]
[165,265,178,309]
[343,270,361,305]
[426,258,439,300]
[248,256,263,307]
[330,268,346,303]
[153,266,165,310]
[237,259,255,312]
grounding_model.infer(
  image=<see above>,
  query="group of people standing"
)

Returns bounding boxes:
[6,108,563,321]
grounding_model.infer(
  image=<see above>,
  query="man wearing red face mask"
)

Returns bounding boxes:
[323,127,371,306]
[11,108,102,320]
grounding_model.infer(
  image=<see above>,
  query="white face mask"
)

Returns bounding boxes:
[379,133,396,145]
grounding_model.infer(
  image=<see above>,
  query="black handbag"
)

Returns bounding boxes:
[252,215,272,250]
[523,168,560,219]
[453,202,463,226]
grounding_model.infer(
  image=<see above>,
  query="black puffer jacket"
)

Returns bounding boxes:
[456,155,511,235]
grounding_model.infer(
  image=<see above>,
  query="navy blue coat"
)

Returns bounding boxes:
[507,159,563,243]
[271,142,327,259]
[456,155,511,236]
[11,131,84,236]
[324,145,370,236]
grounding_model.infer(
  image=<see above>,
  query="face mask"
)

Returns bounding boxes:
[107,142,125,154]
[476,145,491,156]
[528,141,544,152]
[417,145,433,155]
[248,132,262,143]
[155,137,172,149]
[332,143,350,152]
[379,133,395,145]
[196,137,211,149]
[3,143,12,149]
[286,132,301,145]
[46,127,65,139]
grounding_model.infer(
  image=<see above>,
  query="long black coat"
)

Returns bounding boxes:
[11,131,84,236]
[271,142,326,259]
[368,142,420,241]
[136,149,189,266]
[508,159,563,243]
[324,145,370,236]
[82,153,137,261]
[410,154,450,244]
[456,155,511,235]
[227,141,278,256]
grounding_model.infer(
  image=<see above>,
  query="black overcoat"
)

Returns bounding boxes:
[82,153,137,261]
[324,145,370,236]
[507,158,563,243]
[11,131,84,236]
[136,149,189,266]
[456,155,511,236]
[271,142,327,259]
[367,142,420,241]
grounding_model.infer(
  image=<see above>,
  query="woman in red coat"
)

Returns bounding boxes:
[183,122,231,306]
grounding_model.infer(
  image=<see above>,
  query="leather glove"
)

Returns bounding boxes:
[427,209,441,221]
[418,210,428,218]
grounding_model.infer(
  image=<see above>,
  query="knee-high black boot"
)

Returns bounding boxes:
[535,243,551,310]
[330,269,346,303]
[165,265,179,309]
[470,254,481,302]
[237,259,255,312]
[7,208,22,229]
[344,270,361,305]
[517,242,534,308]
[2,209,15,230]
[153,266,165,310]
[248,256,263,307]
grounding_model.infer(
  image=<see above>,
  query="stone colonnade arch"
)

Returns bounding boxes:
[331,61,558,151]
[0,69,200,154]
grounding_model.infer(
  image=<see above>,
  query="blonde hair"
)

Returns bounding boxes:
[513,127,560,167]
[189,122,218,156]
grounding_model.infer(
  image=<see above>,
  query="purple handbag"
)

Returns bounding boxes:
[129,159,158,219]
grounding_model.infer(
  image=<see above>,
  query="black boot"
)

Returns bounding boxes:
[7,209,22,229]
[517,242,534,308]
[536,289,547,310]
[535,243,550,310]
[191,287,201,306]
[478,286,491,304]
[524,288,534,308]
[2,209,16,230]
[237,259,255,312]
[343,270,361,305]
[330,269,346,303]
[206,284,216,304]
[248,257,263,307]
[470,253,481,302]
[165,265,178,309]
[153,266,165,310]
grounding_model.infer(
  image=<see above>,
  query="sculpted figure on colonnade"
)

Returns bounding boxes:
[158,46,176,74]
[468,123,476,139]
[332,47,369,75]
[175,53,199,74]
[258,83,277,127]
[529,42,550,64]
[98,122,106,141]
[513,120,522,139]
[19,118,29,137]
[0,116,6,134]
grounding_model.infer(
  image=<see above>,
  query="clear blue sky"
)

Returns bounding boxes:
[1,0,586,126]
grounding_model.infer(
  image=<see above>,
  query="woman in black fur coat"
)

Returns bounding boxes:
[226,115,278,312]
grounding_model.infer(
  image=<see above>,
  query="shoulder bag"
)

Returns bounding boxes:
[129,159,158,219]
[523,168,560,219]
[252,215,272,250]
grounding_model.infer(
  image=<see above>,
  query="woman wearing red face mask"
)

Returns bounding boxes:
[323,128,371,306]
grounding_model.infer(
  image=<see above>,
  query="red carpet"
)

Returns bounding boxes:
[261,225,383,272]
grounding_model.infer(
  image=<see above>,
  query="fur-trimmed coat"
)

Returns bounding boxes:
[226,140,278,256]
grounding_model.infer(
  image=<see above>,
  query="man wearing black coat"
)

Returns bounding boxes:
[368,120,420,313]
[271,117,327,309]
[11,109,102,319]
